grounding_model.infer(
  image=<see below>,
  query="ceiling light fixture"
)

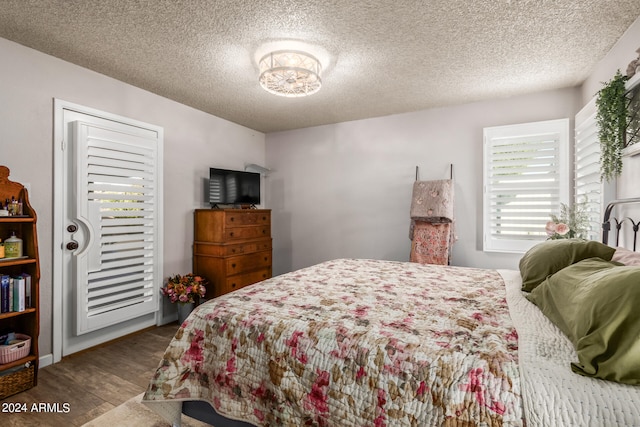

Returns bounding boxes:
[258,50,322,97]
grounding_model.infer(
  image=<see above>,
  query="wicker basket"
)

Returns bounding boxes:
[0,364,35,399]
[0,334,31,365]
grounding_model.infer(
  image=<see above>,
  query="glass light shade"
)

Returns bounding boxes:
[259,50,322,97]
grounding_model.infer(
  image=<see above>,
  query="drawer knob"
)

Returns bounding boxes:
[232,283,236,288]
[232,263,236,268]
[230,217,235,222]
[264,257,268,261]
[230,232,234,237]
[231,249,236,253]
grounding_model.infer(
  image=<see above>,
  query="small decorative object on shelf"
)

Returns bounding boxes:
[161,274,207,324]
[4,231,23,258]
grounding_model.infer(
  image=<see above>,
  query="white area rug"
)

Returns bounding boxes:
[82,393,210,427]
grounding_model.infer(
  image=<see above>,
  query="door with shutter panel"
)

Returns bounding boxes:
[73,120,160,334]
[55,101,163,357]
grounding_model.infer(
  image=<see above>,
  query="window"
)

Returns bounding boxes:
[575,98,615,241]
[483,119,570,253]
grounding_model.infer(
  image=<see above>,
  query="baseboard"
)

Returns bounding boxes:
[159,313,178,326]
[39,353,53,369]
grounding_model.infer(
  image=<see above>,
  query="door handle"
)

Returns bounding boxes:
[66,241,79,250]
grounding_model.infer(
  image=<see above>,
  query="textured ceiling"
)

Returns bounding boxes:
[1,1,639,133]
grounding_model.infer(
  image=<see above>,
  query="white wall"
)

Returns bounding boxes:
[0,38,266,360]
[266,87,581,274]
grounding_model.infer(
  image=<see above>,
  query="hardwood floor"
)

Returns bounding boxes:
[0,322,179,427]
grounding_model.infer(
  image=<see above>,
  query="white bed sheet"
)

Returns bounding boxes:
[500,269,640,427]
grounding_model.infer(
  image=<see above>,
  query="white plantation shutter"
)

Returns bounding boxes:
[74,121,161,334]
[483,119,569,253]
[575,98,615,241]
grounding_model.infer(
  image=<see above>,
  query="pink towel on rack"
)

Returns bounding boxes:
[410,221,452,265]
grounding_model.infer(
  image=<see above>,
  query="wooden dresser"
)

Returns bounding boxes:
[193,209,272,298]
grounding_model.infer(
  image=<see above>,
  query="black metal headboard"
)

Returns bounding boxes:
[602,197,640,249]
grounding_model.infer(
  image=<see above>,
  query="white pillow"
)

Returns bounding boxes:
[611,247,640,266]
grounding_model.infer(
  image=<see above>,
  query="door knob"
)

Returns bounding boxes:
[66,241,79,250]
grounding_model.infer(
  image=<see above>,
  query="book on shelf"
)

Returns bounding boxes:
[0,274,28,313]
[1,275,9,313]
[12,275,25,312]
[21,273,31,308]
[8,276,13,312]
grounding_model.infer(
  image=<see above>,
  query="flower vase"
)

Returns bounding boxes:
[177,302,195,324]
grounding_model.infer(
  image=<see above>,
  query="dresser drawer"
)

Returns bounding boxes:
[226,250,272,275]
[225,239,271,256]
[225,211,270,226]
[194,209,270,243]
[222,268,271,294]
[194,238,271,257]
[224,225,270,240]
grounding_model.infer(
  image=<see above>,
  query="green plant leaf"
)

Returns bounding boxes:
[596,70,629,182]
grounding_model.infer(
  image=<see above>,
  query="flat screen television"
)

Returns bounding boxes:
[208,168,260,206]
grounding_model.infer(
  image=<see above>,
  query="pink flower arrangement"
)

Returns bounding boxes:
[545,221,570,238]
[161,273,207,304]
[545,200,589,240]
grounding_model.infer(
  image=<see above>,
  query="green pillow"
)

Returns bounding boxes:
[519,239,615,292]
[527,257,640,384]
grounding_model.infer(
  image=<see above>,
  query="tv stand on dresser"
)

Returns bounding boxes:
[193,209,272,299]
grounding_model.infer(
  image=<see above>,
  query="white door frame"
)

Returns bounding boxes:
[53,99,164,363]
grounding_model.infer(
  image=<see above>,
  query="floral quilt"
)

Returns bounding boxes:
[144,259,523,426]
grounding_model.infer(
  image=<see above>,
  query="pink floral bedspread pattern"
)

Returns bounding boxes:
[144,259,523,426]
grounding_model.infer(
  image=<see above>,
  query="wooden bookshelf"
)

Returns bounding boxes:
[0,166,40,399]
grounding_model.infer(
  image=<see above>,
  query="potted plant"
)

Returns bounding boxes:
[596,70,629,182]
[161,273,207,323]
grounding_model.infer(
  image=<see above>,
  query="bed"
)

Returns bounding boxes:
[143,199,640,426]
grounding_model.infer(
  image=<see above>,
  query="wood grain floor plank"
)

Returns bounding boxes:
[0,323,178,426]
